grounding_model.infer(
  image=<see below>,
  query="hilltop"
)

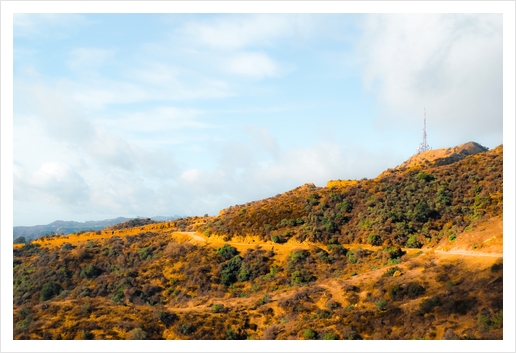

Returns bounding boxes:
[394,141,489,171]
[13,142,503,341]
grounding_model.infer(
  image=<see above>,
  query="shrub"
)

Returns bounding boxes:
[323,332,336,340]
[448,234,457,242]
[303,329,317,340]
[158,310,177,326]
[367,234,382,246]
[15,318,31,332]
[406,235,422,248]
[325,299,340,310]
[415,172,435,182]
[383,247,404,259]
[40,281,62,301]
[126,327,147,340]
[477,310,503,331]
[211,303,225,313]
[80,264,101,278]
[177,323,194,335]
[226,328,238,340]
[81,330,94,340]
[346,251,358,264]
[259,293,272,305]
[375,300,388,311]
[61,243,74,251]
[221,255,243,286]
[407,283,425,298]
[138,247,152,260]
[419,296,440,315]
[327,244,346,254]
[291,269,313,285]
[217,244,238,260]
[389,285,401,298]
[271,235,285,244]
[383,266,401,277]
[288,250,309,264]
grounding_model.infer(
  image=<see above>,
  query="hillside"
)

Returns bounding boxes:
[200,143,502,248]
[12,143,503,341]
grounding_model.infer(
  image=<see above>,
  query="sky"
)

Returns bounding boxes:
[11,13,504,226]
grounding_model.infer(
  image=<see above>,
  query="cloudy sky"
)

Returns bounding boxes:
[12,12,503,226]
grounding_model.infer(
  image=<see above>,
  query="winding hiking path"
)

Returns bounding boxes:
[178,231,502,259]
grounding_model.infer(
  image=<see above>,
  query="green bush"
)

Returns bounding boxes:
[407,283,425,298]
[448,234,457,242]
[158,310,177,326]
[389,285,401,297]
[375,300,388,311]
[61,243,74,251]
[303,329,317,340]
[226,328,238,340]
[271,235,285,244]
[415,171,435,182]
[221,255,243,286]
[383,246,404,259]
[477,310,503,331]
[217,244,238,260]
[40,281,62,301]
[406,235,422,248]
[211,303,224,313]
[288,250,309,264]
[419,296,440,315]
[137,247,152,260]
[383,266,401,277]
[367,234,382,246]
[15,318,31,332]
[323,332,336,340]
[81,330,94,340]
[177,323,194,335]
[80,264,101,278]
[291,269,313,285]
[126,327,147,340]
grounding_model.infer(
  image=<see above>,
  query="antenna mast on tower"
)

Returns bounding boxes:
[416,108,431,154]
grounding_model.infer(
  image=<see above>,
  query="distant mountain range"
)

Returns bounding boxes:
[13,216,181,241]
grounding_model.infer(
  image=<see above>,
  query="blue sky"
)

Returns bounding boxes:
[12,13,503,226]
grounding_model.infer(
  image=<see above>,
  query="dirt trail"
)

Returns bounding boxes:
[178,231,502,260]
[434,249,502,258]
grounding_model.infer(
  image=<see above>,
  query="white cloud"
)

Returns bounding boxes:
[23,81,96,144]
[180,14,315,50]
[68,48,115,70]
[116,107,211,132]
[14,14,88,38]
[357,14,502,147]
[225,52,281,79]
[15,162,90,205]
[245,125,280,158]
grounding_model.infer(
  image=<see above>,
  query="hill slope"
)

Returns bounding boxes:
[200,144,502,248]
[12,142,503,341]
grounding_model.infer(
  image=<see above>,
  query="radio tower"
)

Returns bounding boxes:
[416,108,431,154]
